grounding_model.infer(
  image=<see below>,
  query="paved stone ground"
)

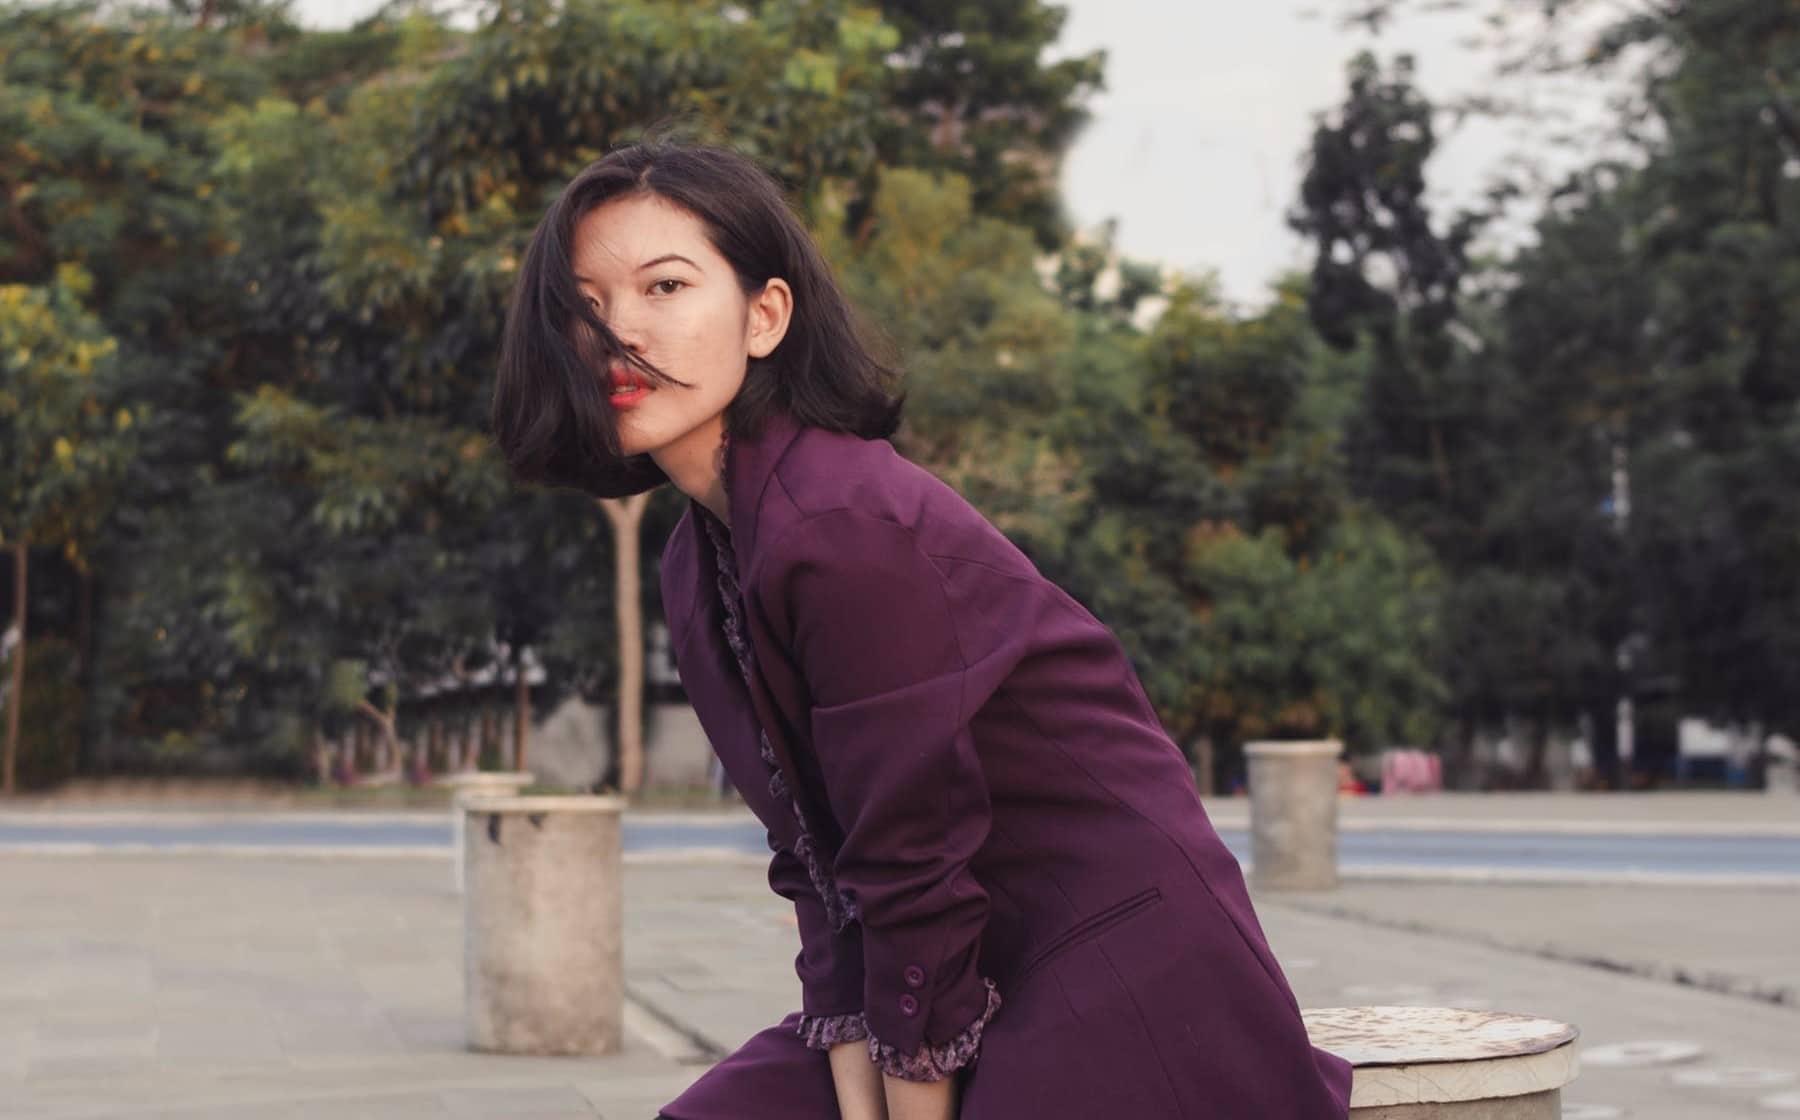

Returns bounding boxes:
[1277,880,1800,1007]
[3,853,1798,1118]
[0,854,704,1120]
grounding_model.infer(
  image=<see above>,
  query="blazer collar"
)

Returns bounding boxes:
[698,404,804,582]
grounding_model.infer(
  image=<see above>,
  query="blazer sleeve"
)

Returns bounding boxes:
[752,508,1004,1082]
[767,833,868,1042]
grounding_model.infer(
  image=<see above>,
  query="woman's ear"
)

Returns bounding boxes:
[746,278,794,359]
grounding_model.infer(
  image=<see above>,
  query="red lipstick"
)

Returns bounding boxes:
[607,365,653,409]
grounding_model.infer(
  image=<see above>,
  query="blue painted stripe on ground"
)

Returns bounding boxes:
[1,820,1796,876]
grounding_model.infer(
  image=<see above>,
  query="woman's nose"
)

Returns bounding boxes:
[605,313,647,355]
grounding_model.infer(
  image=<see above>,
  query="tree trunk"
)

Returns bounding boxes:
[1524,714,1550,790]
[349,719,367,782]
[76,567,93,680]
[479,705,497,770]
[356,697,400,779]
[1450,713,1477,791]
[599,493,651,798]
[1192,735,1216,799]
[1428,420,1453,504]
[75,567,96,775]
[4,543,26,796]
[1589,698,1621,791]
[514,661,531,773]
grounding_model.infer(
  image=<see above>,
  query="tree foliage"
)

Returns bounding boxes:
[8,0,1791,795]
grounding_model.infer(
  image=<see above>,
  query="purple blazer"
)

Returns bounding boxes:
[655,407,1353,1119]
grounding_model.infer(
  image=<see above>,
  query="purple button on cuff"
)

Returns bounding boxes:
[899,994,919,1017]
[903,965,926,989]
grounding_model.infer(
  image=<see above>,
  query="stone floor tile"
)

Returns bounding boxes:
[289,1092,455,1119]
[439,1086,599,1117]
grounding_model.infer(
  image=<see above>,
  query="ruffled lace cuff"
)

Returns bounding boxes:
[867,977,1003,1082]
[796,1010,871,1050]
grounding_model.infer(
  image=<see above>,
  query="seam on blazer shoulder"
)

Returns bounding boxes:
[770,464,809,524]
[749,426,803,523]
[925,550,1038,586]
[930,552,1107,646]
[758,506,971,682]
[768,432,892,521]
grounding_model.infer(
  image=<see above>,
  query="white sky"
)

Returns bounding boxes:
[289,0,1625,311]
[1053,0,1625,309]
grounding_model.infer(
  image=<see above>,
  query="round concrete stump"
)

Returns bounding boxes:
[437,770,535,893]
[1245,739,1342,890]
[1304,1006,1581,1118]
[463,794,627,1056]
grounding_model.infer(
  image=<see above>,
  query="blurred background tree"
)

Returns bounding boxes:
[1,0,1793,795]
[0,265,136,791]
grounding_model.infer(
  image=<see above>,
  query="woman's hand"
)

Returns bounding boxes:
[883,1070,960,1120]
[828,1040,888,1120]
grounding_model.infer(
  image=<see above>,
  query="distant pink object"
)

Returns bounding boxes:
[1382,749,1442,794]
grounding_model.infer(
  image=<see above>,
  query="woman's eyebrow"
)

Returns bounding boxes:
[572,253,702,286]
[638,253,702,272]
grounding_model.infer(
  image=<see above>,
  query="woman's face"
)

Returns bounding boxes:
[570,193,791,465]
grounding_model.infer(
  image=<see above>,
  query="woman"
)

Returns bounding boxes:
[491,140,1353,1120]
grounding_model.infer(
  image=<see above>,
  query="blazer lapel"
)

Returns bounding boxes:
[719,410,850,851]
[720,406,802,591]
[667,506,799,842]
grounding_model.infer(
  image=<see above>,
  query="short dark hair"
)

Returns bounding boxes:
[491,140,904,498]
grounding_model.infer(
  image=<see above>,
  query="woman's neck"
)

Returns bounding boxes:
[650,413,730,527]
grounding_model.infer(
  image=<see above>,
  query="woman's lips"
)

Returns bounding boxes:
[608,367,653,409]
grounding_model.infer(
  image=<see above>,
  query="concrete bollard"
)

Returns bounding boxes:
[463,794,628,1056]
[437,770,535,893]
[1245,739,1342,891]
[1304,1006,1581,1118]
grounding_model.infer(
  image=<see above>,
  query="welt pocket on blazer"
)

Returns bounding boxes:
[1012,886,1165,988]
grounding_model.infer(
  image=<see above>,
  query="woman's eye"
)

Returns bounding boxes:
[649,278,686,296]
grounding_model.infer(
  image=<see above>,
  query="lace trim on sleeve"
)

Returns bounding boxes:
[867,978,1002,1082]
[795,1010,871,1050]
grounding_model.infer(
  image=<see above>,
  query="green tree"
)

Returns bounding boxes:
[1125,282,1443,786]
[1322,0,1800,783]
[1611,0,1800,745]
[179,0,919,787]
[1288,48,1610,785]
[0,266,136,792]
[869,0,1106,245]
[2,0,297,775]
[1485,164,1658,786]
[1289,51,1483,549]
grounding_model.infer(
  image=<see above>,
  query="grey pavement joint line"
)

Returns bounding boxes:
[10,841,1798,893]
[1268,896,1799,1011]
[619,985,728,1064]
[1336,864,1800,890]
[0,844,770,866]
[0,808,767,828]
[1204,812,1800,839]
